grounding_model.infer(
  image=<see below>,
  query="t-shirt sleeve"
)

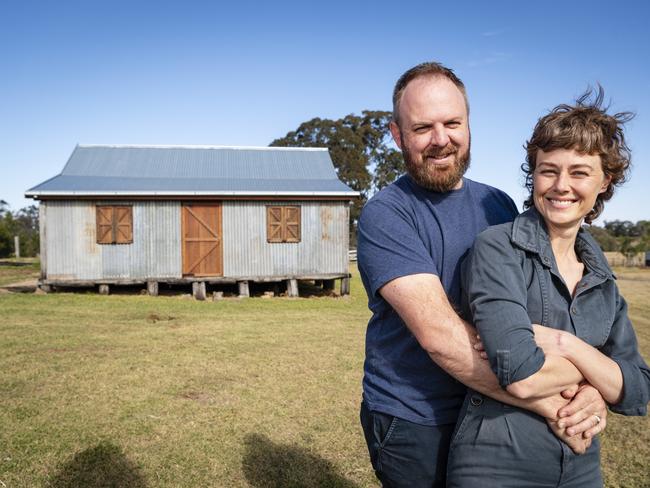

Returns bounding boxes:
[357,198,438,299]
[505,194,519,219]
[482,185,519,224]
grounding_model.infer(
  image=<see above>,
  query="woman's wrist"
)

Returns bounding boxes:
[559,331,579,362]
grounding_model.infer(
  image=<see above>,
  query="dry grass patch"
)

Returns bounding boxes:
[0,258,39,286]
[1,266,649,487]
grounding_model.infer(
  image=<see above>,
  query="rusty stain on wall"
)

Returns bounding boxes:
[84,222,99,255]
[320,206,332,241]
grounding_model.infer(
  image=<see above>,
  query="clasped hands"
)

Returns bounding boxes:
[473,325,608,454]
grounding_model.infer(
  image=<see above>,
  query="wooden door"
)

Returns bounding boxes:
[182,203,223,277]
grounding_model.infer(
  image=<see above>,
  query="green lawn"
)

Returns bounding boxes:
[1,266,649,487]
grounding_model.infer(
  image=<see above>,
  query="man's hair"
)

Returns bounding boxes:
[522,86,633,224]
[392,61,469,124]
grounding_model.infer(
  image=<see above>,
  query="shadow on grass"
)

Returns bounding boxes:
[242,433,358,488]
[47,441,147,488]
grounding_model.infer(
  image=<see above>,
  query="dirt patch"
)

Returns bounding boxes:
[146,312,176,323]
[0,260,35,267]
[179,390,213,404]
[0,279,38,293]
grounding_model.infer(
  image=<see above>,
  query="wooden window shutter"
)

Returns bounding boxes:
[266,205,301,243]
[96,205,133,244]
[96,206,114,244]
[284,206,301,243]
[115,206,133,244]
[267,206,284,243]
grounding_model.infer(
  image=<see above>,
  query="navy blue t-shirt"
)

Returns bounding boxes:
[358,175,518,426]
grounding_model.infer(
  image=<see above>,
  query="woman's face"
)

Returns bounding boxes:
[533,148,611,232]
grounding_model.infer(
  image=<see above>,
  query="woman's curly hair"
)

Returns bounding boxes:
[522,86,634,224]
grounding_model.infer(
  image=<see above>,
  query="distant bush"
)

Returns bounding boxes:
[0,200,39,258]
[586,219,650,254]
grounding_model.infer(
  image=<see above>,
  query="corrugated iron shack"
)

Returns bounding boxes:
[25,145,358,298]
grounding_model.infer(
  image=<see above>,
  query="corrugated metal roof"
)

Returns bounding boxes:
[26,145,359,198]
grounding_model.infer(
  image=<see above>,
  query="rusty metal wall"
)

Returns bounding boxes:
[42,201,181,281]
[43,201,102,280]
[222,201,349,278]
[41,200,349,281]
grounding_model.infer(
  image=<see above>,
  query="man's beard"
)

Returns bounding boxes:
[402,137,471,192]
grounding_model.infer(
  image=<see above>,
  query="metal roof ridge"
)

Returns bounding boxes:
[76,144,329,151]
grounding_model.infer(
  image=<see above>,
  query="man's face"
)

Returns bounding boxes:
[390,75,471,192]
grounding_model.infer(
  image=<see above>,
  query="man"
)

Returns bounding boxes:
[357,62,608,487]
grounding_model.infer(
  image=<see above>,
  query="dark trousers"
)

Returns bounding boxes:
[360,401,454,488]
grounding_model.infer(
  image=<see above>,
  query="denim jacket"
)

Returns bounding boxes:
[461,208,650,415]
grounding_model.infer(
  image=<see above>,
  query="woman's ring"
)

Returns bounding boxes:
[594,415,602,425]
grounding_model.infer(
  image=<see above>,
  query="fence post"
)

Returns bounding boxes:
[14,235,20,259]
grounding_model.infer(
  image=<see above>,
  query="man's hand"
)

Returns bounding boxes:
[556,383,607,439]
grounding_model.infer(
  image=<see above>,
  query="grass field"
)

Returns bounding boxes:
[0,258,39,286]
[1,264,649,487]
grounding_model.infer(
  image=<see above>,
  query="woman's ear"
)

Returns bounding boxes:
[599,174,612,194]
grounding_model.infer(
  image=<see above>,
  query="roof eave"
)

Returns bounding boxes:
[25,190,360,198]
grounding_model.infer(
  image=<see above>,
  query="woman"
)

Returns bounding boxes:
[446,89,650,488]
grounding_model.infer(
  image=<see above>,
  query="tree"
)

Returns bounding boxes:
[0,202,40,258]
[14,205,40,257]
[619,236,644,265]
[339,111,405,191]
[0,208,15,257]
[373,149,406,190]
[585,225,619,252]
[633,220,650,240]
[271,116,371,197]
[270,110,405,244]
[604,220,636,237]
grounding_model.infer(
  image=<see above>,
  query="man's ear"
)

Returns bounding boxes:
[389,120,402,150]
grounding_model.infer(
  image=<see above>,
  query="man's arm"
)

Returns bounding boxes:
[380,273,606,449]
[380,273,558,412]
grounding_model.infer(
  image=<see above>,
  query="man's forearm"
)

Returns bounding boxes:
[380,273,603,454]
[422,305,596,452]
[380,273,571,420]
[426,317,571,420]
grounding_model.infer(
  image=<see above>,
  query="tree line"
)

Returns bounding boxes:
[587,220,650,257]
[0,200,39,258]
[270,110,648,253]
[2,110,646,257]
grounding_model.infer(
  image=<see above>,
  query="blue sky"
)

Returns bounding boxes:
[2,0,649,223]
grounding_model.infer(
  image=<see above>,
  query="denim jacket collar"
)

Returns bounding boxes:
[510,208,614,280]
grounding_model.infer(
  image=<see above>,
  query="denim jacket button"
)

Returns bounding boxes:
[571,306,579,315]
[470,395,483,406]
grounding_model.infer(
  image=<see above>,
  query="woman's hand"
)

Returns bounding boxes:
[546,418,592,455]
